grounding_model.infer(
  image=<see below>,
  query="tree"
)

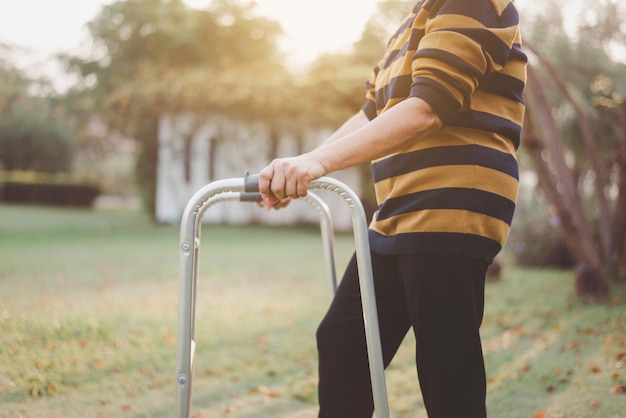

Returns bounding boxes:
[302,1,411,124]
[519,0,626,300]
[0,46,76,173]
[65,0,291,217]
[615,101,626,282]
[300,0,410,215]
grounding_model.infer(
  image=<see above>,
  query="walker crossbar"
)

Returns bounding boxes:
[175,175,390,418]
[195,191,337,297]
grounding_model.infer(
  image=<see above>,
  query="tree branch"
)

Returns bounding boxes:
[525,65,603,269]
[525,42,613,258]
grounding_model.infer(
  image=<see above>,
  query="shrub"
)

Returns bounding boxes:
[0,171,100,207]
[507,196,575,268]
[0,104,76,173]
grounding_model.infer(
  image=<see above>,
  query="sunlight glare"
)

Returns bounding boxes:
[184,0,381,66]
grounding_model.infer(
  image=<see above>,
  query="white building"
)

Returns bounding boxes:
[155,113,363,230]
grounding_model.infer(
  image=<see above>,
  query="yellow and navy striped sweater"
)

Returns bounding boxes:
[363,0,527,263]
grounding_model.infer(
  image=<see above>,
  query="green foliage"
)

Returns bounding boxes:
[0,103,76,173]
[303,0,410,126]
[64,0,292,217]
[507,195,575,268]
[303,54,373,126]
[518,0,626,287]
[1,46,80,175]
[521,0,626,173]
[69,0,288,124]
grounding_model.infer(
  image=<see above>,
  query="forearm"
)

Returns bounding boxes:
[311,97,442,174]
[320,109,370,146]
[257,97,442,205]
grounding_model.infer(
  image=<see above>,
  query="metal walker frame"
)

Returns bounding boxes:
[175,173,390,417]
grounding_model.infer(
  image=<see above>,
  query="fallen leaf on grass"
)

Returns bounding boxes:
[588,363,602,374]
[614,384,626,394]
[255,385,280,399]
[588,401,599,408]
[147,378,169,389]
[163,331,175,343]
[535,412,566,418]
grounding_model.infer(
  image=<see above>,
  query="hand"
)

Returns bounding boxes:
[256,197,292,211]
[258,153,327,206]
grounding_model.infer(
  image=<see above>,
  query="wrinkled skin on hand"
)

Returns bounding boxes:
[258,153,327,208]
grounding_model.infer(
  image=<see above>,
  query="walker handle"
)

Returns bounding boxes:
[239,193,263,202]
[244,171,260,193]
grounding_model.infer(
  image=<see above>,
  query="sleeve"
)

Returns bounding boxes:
[361,64,381,121]
[410,0,521,123]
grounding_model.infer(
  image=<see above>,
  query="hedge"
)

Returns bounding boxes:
[0,171,101,208]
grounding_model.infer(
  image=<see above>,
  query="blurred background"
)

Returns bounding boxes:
[1,1,626,417]
[0,0,625,307]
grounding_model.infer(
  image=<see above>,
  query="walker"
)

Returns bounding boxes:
[175,172,390,417]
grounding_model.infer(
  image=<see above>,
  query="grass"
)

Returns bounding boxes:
[0,204,625,418]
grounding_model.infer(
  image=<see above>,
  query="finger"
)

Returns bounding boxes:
[258,166,278,205]
[285,175,298,198]
[296,178,309,198]
[270,171,287,200]
[270,197,286,209]
[278,197,292,209]
[258,166,273,195]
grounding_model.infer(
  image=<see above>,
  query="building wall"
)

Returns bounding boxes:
[155,113,363,231]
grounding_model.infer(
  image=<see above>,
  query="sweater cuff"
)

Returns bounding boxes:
[410,78,461,125]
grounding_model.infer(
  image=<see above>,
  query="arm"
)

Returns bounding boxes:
[321,109,370,145]
[259,97,442,205]
[255,109,368,210]
[312,97,441,173]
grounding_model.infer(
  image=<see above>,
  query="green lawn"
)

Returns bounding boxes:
[0,204,624,418]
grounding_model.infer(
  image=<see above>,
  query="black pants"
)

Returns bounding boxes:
[316,252,488,418]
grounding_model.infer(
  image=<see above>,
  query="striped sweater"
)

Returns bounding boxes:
[362,0,527,263]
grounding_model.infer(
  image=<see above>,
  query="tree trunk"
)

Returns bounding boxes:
[524,67,609,301]
[522,113,588,263]
[527,44,613,258]
[615,101,626,282]
[526,68,602,266]
[135,115,159,221]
